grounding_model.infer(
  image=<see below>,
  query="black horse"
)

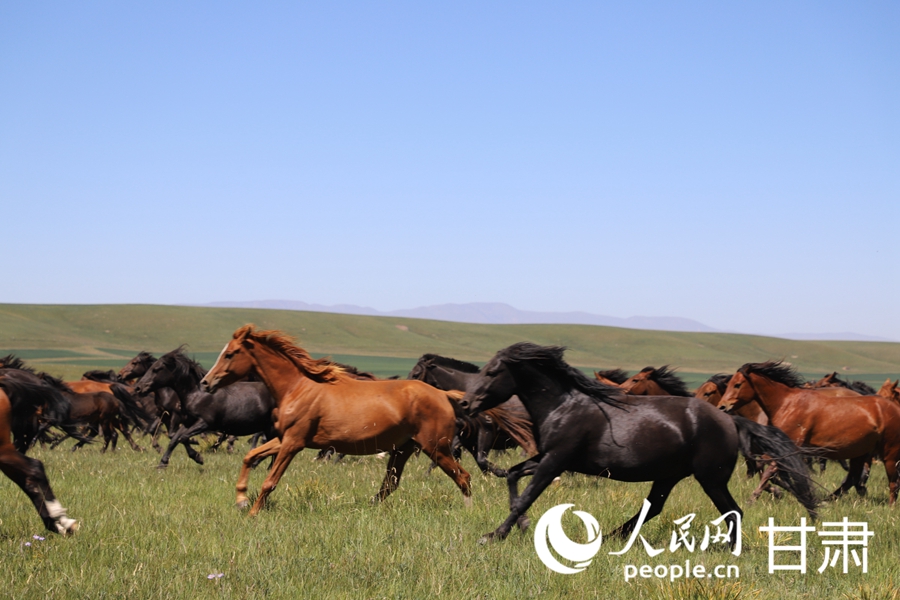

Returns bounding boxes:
[459,342,818,544]
[132,348,275,468]
[409,354,536,477]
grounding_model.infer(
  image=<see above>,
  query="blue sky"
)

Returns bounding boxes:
[2,2,898,339]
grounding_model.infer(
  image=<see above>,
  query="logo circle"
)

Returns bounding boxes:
[534,504,603,574]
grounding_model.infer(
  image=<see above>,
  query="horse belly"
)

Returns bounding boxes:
[307,413,415,455]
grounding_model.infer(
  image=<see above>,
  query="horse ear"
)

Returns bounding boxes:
[241,338,255,350]
[234,325,253,341]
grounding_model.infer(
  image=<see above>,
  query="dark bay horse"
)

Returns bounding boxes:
[718,361,900,504]
[409,354,537,477]
[0,385,78,534]
[459,343,817,544]
[619,366,692,396]
[200,325,472,515]
[132,348,275,468]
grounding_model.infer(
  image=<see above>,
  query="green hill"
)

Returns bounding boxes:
[1,303,898,387]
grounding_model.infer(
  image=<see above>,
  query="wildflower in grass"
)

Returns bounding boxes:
[207,573,224,579]
[24,542,31,547]
[33,535,45,541]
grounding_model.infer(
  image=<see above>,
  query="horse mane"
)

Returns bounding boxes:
[0,354,35,373]
[739,361,807,388]
[499,343,625,408]
[707,373,732,394]
[640,365,691,397]
[160,346,207,385]
[37,372,75,393]
[594,368,630,384]
[484,401,538,456]
[132,351,157,367]
[82,369,121,383]
[416,354,481,373]
[237,325,345,383]
[334,363,378,381]
[0,368,73,434]
[819,372,876,395]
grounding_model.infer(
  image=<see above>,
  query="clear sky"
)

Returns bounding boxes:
[2,2,898,339]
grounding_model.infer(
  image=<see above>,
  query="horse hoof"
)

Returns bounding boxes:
[156,463,169,470]
[192,455,205,465]
[516,516,531,531]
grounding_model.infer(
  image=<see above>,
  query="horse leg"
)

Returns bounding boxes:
[117,419,143,452]
[830,456,867,500]
[373,440,417,502]
[504,455,543,531]
[697,479,743,550]
[236,438,282,508]
[248,435,304,516]
[480,453,566,543]
[476,427,508,478]
[609,478,679,539]
[855,457,871,497]
[147,416,163,452]
[0,444,77,534]
[749,462,779,503]
[158,421,209,469]
[881,453,899,506]
[419,436,472,505]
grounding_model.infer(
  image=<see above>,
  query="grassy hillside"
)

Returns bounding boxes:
[1,303,898,387]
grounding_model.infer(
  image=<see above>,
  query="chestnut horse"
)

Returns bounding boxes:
[718,361,900,504]
[878,379,899,404]
[200,325,472,515]
[0,383,77,534]
[619,366,691,396]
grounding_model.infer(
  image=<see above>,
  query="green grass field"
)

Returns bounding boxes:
[1,440,898,599]
[2,303,899,598]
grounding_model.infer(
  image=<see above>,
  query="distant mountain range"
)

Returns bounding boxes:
[200,300,895,342]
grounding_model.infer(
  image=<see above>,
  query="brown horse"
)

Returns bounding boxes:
[878,379,900,404]
[0,386,78,534]
[200,325,472,515]
[593,368,629,387]
[620,366,692,396]
[718,361,900,504]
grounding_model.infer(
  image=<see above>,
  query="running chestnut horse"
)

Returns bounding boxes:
[200,325,471,515]
[718,361,900,504]
[0,377,77,534]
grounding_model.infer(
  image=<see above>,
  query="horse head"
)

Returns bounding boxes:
[201,326,257,392]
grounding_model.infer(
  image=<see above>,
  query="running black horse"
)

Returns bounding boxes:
[132,348,275,468]
[459,343,818,544]
[409,354,536,477]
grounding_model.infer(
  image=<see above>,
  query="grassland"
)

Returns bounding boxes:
[2,440,899,599]
[1,303,898,388]
[2,303,900,598]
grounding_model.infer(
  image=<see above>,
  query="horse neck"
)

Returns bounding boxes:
[430,367,475,392]
[745,373,790,419]
[247,343,313,404]
[507,363,568,426]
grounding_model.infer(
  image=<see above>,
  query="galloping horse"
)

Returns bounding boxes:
[408,354,537,477]
[132,348,275,469]
[718,361,900,504]
[0,379,77,534]
[200,325,471,515]
[460,343,817,544]
[619,366,692,396]
[593,368,630,386]
[877,379,899,404]
[810,372,877,396]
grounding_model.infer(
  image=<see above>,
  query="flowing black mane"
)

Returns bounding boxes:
[499,343,624,407]
[160,347,207,385]
[595,368,630,384]
[418,354,481,373]
[707,373,732,394]
[821,372,877,395]
[740,361,807,388]
[0,354,35,373]
[82,369,121,383]
[641,365,691,397]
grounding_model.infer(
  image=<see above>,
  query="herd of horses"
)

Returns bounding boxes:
[2,324,900,546]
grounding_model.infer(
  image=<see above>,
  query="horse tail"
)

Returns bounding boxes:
[731,415,819,519]
[110,383,152,429]
[483,404,538,456]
